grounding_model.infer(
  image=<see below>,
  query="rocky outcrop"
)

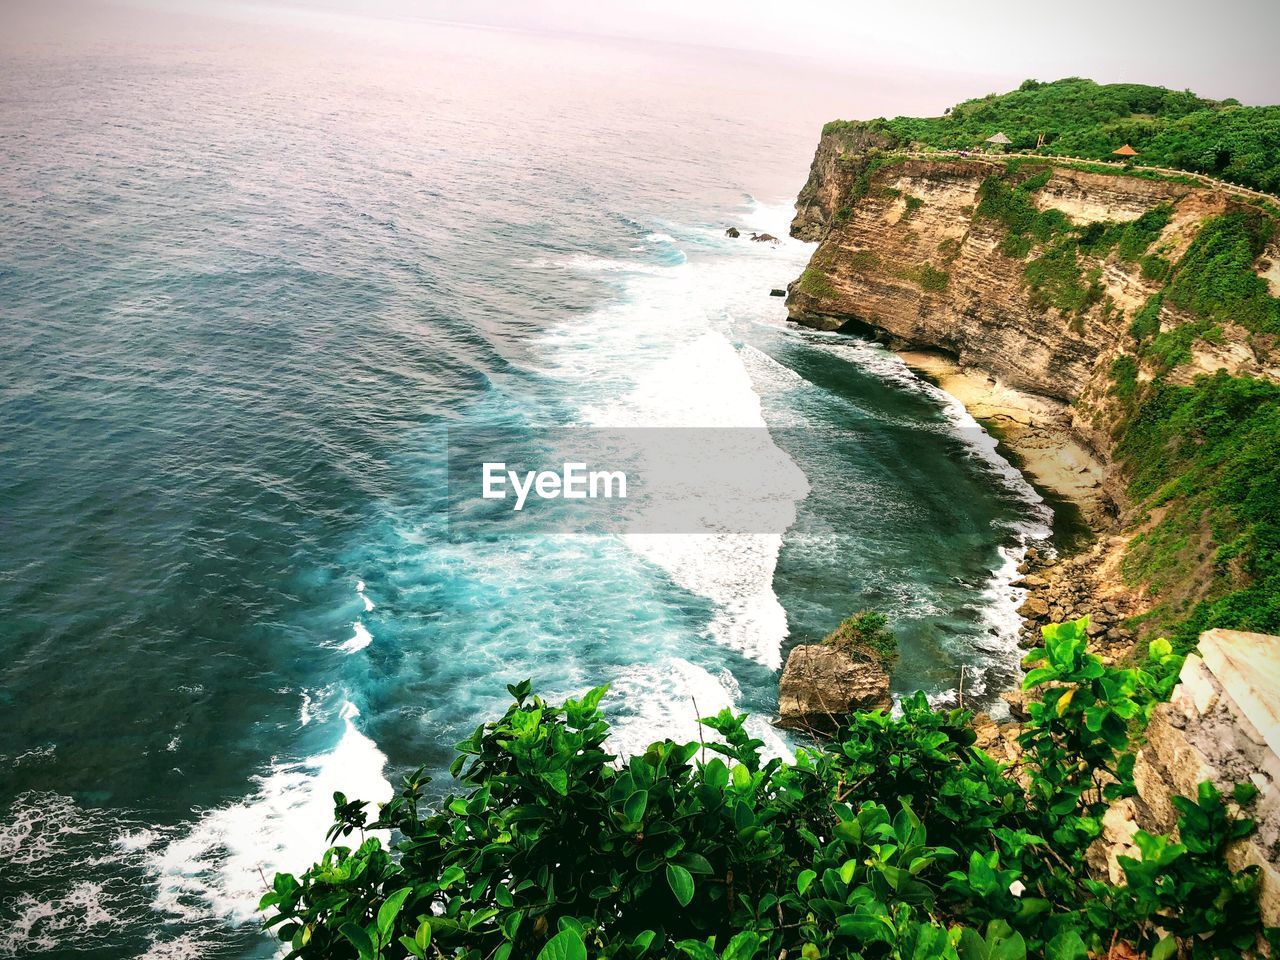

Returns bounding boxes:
[776,644,891,733]
[1093,630,1280,924]
[789,157,1177,403]
[786,138,1280,658]
[791,124,893,241]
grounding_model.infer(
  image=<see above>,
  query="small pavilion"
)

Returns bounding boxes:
[984,132,1012,153]
[1113,144,1139,159]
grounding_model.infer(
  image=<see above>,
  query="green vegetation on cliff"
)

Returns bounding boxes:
[1118,374,1280,649]
[824,78,1280,193]
[262,621,1272,960]
[807,114,1279,646]
[1163,211,1280,334]
[970,166,1170,316]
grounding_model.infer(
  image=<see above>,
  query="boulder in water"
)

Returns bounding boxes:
[750,232,779,243]
[770,288,786,297]
[776,644,891,733]
[725,226,740,238]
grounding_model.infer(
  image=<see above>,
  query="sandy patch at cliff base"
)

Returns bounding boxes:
[898,351,1109,524]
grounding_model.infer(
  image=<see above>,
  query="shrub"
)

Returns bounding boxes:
[847,249,881,272]
[916,264,951,292]
[873,78,1280,193]
[1117,205,1173,262]
[1129,293,1164,342]
[1025,241,1091,313]
[823,610,898,663]
[1140,254,1172,282]
[261,621,1270,960]
[1110,354,1139,404]
[1164,212,1280,335]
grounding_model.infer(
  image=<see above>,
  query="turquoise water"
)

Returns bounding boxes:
[0,14,1048,957]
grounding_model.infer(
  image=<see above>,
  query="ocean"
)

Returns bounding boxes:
[0,10,1048,957]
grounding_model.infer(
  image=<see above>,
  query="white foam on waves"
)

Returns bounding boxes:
[525,204,815,758]
[606,657,792,764]
[535,209,814,677]
[0,790,161,956]
[338,620,373,653]
[148,700,392,928]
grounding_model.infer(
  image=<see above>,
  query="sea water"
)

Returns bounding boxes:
[0,10,1046,957]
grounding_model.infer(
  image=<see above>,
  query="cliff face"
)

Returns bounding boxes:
[791,124,892,242]
[787,142,1277,465]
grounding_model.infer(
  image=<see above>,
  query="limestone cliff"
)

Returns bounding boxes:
[789,141,1277,489]
[791,125,893,242]
[786,134,1280,645]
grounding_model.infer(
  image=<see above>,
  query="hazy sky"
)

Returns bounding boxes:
[285,0,1279,104]
[8,0,1280,108]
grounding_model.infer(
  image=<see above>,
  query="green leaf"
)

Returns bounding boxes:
[1151,935,1177,960]
[580,683,610,713]
[956,927,988,960]
[676,940,719,960]
[543,769,569,796]
[340,922,376,960]
[720,931,764,960]
[677,853,714,875]
[1045,930,1087,960]
[968,851,998,896]
[415,919,432,951]
[666,863,695,907]
[991,929,1027,960]
[703,758,729,789]
[537,928,587,960]
[796,869,817,895]
[1234,781,1260,805]
[623,789,649,823]
[377,887,412,939]
[1022,666,1059,690]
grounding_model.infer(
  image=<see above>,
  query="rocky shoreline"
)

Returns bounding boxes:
[895,350,1113,530]
[894,352,1146,660]
[905,360,1148,738]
